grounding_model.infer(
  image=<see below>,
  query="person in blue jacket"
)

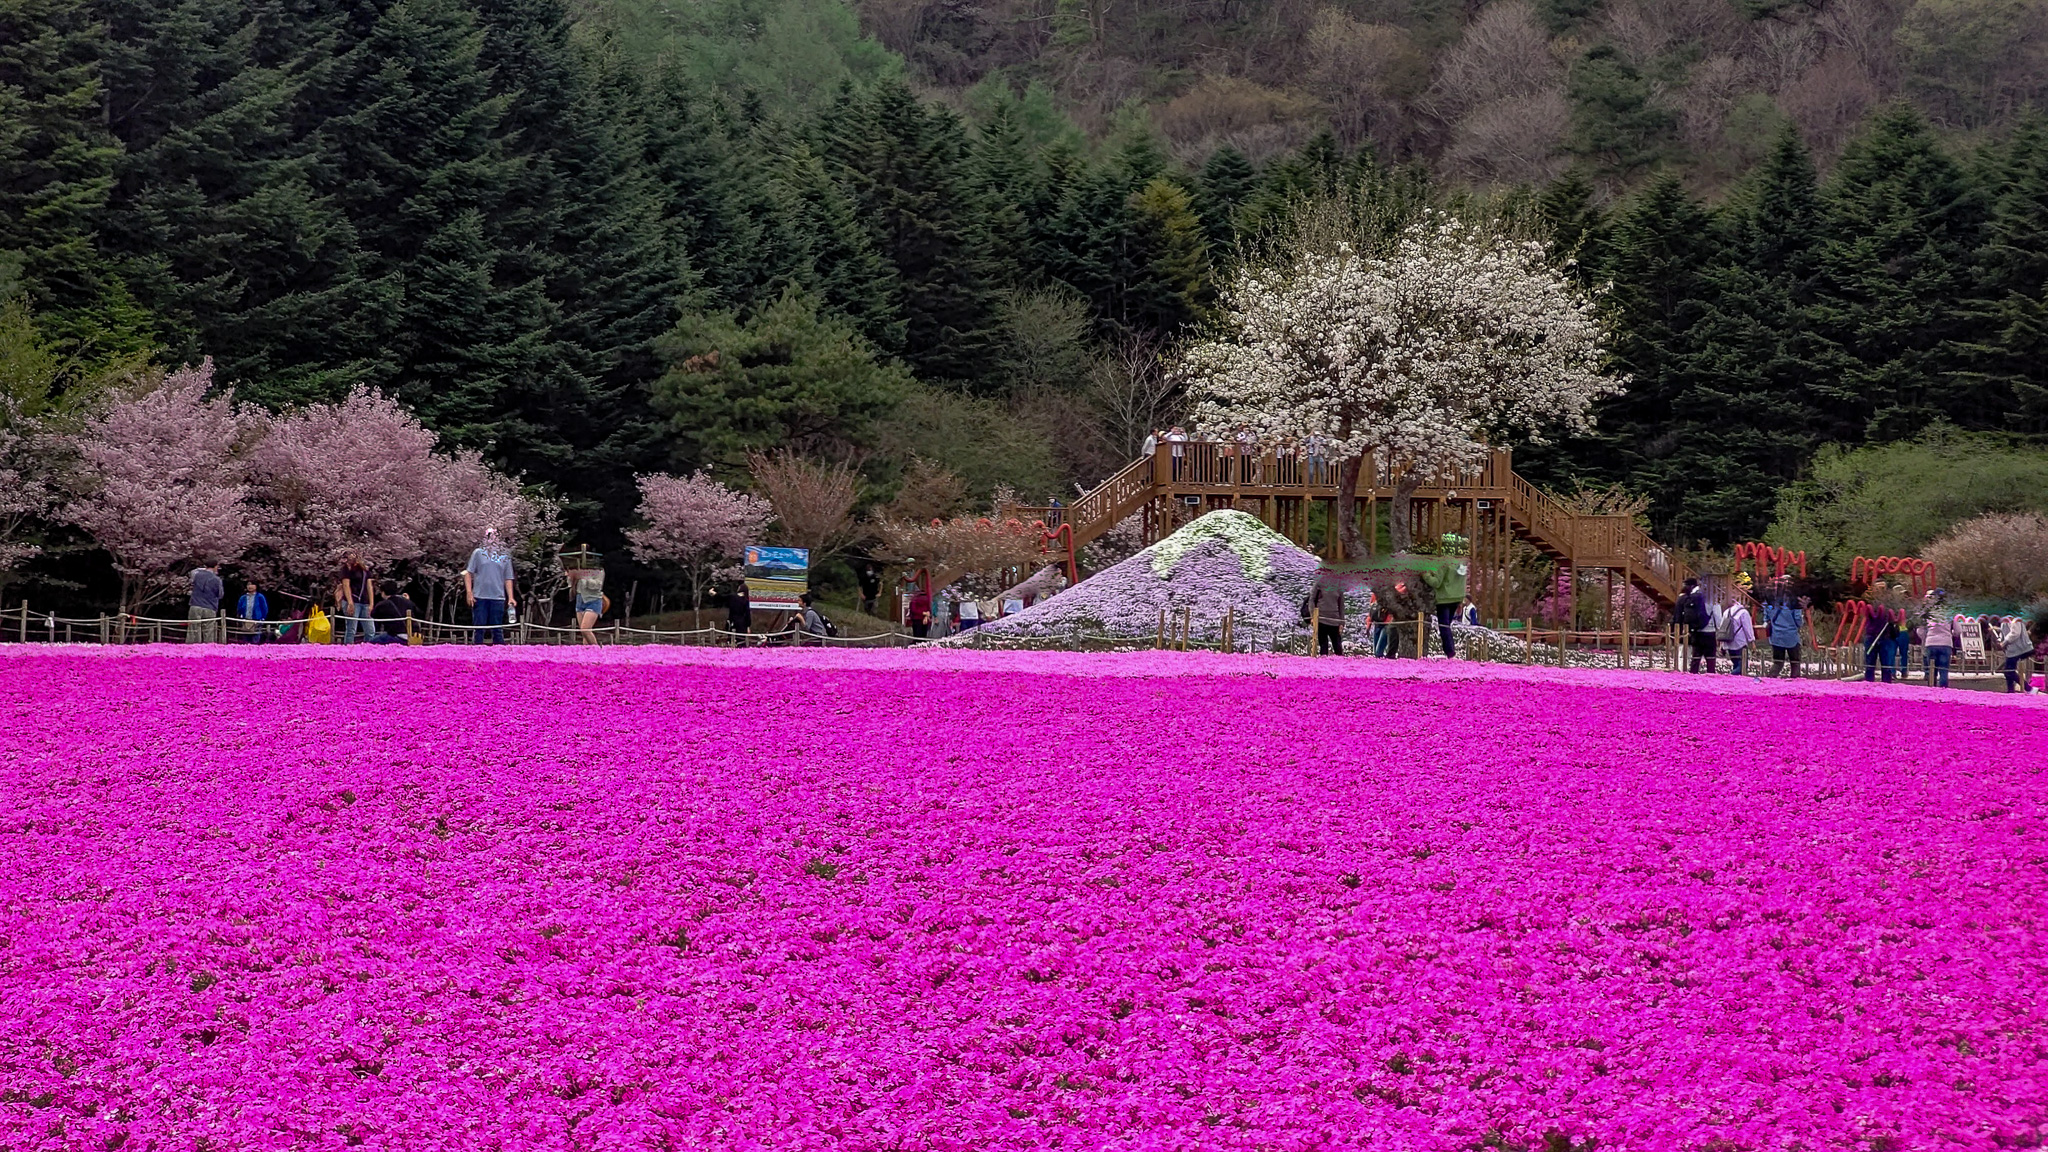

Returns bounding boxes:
[233,580,269,644]
[1760,585,1808,679]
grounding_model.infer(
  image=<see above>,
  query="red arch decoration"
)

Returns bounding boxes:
[1732,542,1807,581]
[1041,523,1078,588]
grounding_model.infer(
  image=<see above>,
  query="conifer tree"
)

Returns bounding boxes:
[1813,104,1984,440]
[819,79,1004,384]
[0,0,153,362]
[1966,115,2048,430]
[1194,146,1256,252]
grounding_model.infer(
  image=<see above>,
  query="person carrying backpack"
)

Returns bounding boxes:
[1721,594,1753,676]
[797,593,833,646]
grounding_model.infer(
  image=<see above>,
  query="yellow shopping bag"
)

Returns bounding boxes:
[306,606,333,645]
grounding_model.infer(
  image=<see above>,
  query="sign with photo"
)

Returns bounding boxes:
[744,545,809,610]
[1957,615,1986,660]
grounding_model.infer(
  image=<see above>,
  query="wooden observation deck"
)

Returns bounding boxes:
[1008,442,1689,622]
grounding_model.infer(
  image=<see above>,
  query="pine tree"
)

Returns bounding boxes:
[968,100,1046,285]
[95,0,388,404]
[0,0,154,363]
[766,133,905,352]
[819,79,1004,384]
[1679,130,1830,543]
[312,0,553,460]
[1537,167,1608,285]
[1127,178,1212,330]
[1566,46,1677,179]
[1583,175,1721,533]
[1965,114,2048,431]
[649,289,911,469]
[1194,146,1256,253]
[1814,103,1985,440]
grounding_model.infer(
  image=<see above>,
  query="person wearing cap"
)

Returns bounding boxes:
[1722,585,1754,675]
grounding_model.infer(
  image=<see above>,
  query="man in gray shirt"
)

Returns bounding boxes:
[462,529,517,644]
[187,563,224,643]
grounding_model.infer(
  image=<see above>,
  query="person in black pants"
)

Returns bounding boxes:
[857,564,881,617]
[726,583,752,645]
[1312,577,1344,655]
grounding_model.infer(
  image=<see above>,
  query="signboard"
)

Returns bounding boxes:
[744,545,809,610]
[1958,615,1986,661]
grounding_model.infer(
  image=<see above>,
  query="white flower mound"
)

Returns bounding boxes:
[968,510,1320,643]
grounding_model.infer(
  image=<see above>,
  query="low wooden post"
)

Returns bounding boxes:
[1158,609,1167,649]
[1180,606,1191,651]
[1558,624,1568,668]
[1416,613,1426,658]
[1309,607,1320,656]
[1524,619,1534,664]
[18,601,26,644]
[99,613,108,644]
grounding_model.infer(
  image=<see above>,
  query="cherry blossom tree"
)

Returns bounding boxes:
[414,448,559,612]
[67,360,257,612]
[1185,212,1623,554]
[244,388,444,586]
[626,472,772,610]
[0,423,56,591]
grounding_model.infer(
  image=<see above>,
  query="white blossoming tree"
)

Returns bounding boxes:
[1184,212,1624,555]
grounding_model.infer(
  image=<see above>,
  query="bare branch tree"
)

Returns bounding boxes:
[1086,329,1182,465]
[746,450,863,562]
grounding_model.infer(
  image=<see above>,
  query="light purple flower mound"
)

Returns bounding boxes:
[974,509,1320,641]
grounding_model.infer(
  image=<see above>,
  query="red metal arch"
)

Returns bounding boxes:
[1041,523,1078,588]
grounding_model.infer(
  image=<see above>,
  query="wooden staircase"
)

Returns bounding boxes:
[1008,444,1689,612]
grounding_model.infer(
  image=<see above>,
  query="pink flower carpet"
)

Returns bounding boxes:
[1,646,2042,1149]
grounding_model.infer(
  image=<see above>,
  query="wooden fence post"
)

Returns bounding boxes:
[1416,613,1426,658]
[18,601,26,643]
[1309,608,1319,656]
[1158,609,1167,649]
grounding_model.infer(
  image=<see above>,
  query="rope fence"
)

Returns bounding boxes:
[0,602,2026,685]
[0,605,923,649]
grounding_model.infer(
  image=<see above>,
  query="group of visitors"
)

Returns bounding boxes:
[1675,576,2045,692]
[1141,429,1332,485]
[184,555,421,646]
[178,530,546,647]
[1674,576,1764,676]
[1306,573,1477,659]
[903,586,988,639]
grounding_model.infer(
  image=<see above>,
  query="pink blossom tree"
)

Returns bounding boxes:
[0,423,56,589]
[67,361,257,613]
[627,472,771,610]
[415,448,559,615]
[244,388,445,588]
